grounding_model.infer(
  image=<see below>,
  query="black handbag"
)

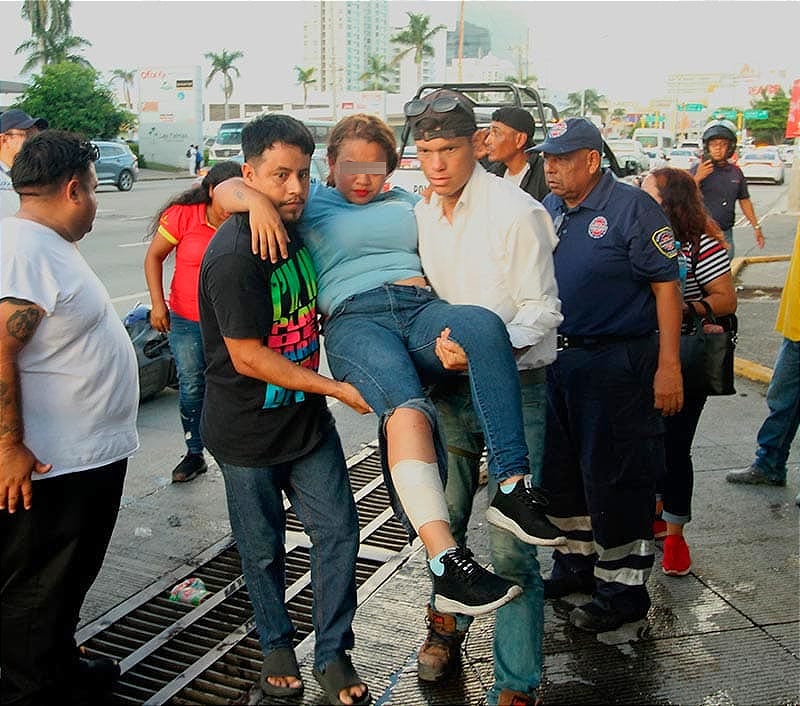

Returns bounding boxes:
[679,300,737,396]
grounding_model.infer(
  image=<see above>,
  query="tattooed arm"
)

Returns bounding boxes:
[0,298,52,512]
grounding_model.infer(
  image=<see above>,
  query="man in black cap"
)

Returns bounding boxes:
[409,88,563,706]
[0,109,48,219]
[533,117,683,632]
[485,107,548,202]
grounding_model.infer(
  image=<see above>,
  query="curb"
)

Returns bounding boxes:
[734,356,773,385]
[730,254,791,278]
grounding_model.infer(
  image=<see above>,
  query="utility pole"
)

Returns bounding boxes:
[457,0,464,82]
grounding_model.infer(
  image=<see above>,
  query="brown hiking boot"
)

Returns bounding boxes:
[416,605,466,682]
[498,688,543,706]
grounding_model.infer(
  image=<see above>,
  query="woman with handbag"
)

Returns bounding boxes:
[642,168,737,576]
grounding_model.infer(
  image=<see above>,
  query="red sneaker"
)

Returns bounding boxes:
[662,535,691,576]
[653,518,667,541]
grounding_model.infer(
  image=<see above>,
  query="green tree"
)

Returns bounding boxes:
[748,89,790,144]
[564,89,605,117]
[14,62,132,139]
[204,49,244,119]
[110,68,135,109]
[391,12,446,86]
[16,0,91,74]
[294,66,316,108]
[359,55,392,91]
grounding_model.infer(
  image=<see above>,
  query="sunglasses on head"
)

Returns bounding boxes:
[403,95,470,118]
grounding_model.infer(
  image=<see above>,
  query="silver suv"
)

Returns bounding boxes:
[92,140,139,191]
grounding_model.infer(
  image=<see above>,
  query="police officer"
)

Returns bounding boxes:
[533,118,684,632]
[485,107,548,202]
[692,119,765,260]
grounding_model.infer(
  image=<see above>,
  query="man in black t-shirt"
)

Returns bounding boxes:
[198,115,371,705]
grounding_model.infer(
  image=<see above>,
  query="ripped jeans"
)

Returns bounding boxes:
[168,312,206,455]
[323,284,529,537]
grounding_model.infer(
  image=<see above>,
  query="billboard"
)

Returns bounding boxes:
[786,79,800,139]
[138,66,203,169]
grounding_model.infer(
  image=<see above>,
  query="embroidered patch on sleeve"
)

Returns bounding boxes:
[651,226,677,258]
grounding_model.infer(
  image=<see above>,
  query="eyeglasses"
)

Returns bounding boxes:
[403,95,469,118]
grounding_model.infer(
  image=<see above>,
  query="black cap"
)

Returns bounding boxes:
[0,109,49,133]
[491,107,536,143]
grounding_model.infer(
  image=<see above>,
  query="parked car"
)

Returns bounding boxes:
[645,148,669,170]
[92,140,138,191]
[667,148,700,171]
[678,140,702,157]
[606,139,650,173]
[777,145,795,164]
[740,148,785,184]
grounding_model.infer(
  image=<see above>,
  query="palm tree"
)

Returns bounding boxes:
[565,89,605,117]
[204,49,244,120]
[16,0,92,73]
[294,66,316,108]
[504,73,538,88]
[110,68,135,109]
[391,12,446,86]
[359,55,392,91]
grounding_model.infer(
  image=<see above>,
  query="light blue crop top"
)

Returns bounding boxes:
[297,182,422,314]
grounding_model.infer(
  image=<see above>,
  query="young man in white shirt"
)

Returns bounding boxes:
[409,89,562,706]
[0,131,139,705]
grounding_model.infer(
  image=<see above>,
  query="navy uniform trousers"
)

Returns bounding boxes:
[542,336,663,618]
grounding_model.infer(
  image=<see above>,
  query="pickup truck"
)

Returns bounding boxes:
[388,81,640,193]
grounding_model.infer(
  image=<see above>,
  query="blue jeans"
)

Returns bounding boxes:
[215,426,359,671]
[324,283,529,480]
[429,368,546,701]
[754,337,800,481]
[168,313,205,455]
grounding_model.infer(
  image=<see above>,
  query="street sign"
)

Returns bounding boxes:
[683,103,705,112]
[713,110,738,120]
[743,110,768,120]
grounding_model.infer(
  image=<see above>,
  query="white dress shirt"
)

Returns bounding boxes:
[415,164,562,370]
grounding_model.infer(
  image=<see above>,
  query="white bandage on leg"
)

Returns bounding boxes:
[390,459,449,532]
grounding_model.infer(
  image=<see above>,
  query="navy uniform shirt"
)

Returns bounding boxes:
[689,161,749,231]
[542,170,678,337]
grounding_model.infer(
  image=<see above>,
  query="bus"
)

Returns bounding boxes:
[632,128,675,152]
[207,118,334,165]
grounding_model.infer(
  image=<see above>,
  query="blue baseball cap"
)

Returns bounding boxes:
[0,109,48,133]
[532,117,602,155]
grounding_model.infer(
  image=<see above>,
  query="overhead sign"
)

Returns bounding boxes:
[786,79,800,138]
[743,109,768,120]
[679,103,705,112]
[713,110,738,120]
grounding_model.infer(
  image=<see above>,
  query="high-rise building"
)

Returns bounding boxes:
[303,1,390,94]
[446,21,491,63]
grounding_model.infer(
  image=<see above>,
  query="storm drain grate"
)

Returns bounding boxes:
[77,444,414,705]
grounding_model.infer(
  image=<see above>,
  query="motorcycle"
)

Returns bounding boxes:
[123,304,178,401]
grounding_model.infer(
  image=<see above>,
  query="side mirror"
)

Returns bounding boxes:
[625,159,640,175]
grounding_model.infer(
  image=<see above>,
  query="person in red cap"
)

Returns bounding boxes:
[0,109,48,219]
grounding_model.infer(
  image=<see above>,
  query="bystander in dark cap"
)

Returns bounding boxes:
[406,88,477,142]
[0,109,49,133]
[532,117,602,155]
[492,107,536,146]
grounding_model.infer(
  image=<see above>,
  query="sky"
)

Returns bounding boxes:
[2,0,799,106]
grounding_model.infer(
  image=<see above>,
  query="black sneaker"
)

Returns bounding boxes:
[171,453,207,483]
[432,547,522,616]
[569,598,649,633]
[486,476,567,546]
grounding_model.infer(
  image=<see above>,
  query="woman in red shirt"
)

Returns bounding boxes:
[144,161,241,482]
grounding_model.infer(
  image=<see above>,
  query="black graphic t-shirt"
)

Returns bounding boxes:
[199,214,331,466]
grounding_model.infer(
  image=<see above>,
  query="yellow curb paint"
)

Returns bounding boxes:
[731,254,791,279]
[734,356,773,384]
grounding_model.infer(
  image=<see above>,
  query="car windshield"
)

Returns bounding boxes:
[670,150,692,156]
[744,150,777,160]
[216,128,244,145]
[636,136,658,148]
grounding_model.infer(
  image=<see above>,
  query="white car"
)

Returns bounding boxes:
[777,145,795,164]
[667,148,700,171]
[606,139,650,173]
[740,148,785,184]
[645,149,669,170]
[384,145,428,195]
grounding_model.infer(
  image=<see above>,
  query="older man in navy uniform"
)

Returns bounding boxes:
[534,118,683,632]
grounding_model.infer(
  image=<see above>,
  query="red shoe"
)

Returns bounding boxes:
[653,518,667,541]
[662,535,691,576]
